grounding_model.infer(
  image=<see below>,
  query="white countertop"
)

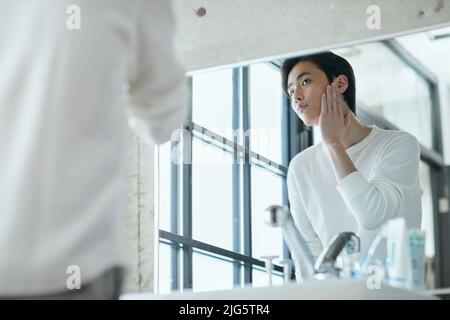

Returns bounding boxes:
[121,278,438,300]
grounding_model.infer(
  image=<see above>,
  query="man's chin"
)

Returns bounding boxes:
[301,117,317,127]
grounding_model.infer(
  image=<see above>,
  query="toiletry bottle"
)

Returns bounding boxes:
[406,229,426,291]
[385,218,407,288]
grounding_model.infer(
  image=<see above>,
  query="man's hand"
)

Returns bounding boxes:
[319,82,351,147]
[318,82,356,181]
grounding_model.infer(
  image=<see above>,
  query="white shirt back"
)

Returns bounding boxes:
[0,0,186,295]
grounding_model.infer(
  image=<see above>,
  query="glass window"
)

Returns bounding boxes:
[419,161,435,258]
[249,63,283,165]
[192,70,234,140]
[250,165,284,259]
[158,242,179,295]
[334,43,433,149]
[158,141,175,232]
[396,27,450,85]
[192,250,234,292]
[312,126,322,145]
[158,63,291,292]
[192,138,233,250]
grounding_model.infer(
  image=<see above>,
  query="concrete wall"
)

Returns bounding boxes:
[172,0,450,73]
[123,131,155,293]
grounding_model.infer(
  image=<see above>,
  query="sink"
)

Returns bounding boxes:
[120,278,437,300]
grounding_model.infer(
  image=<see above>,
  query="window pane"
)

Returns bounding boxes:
[192,138,233,250]
[313,126,322,145]
[396,27,450,85]
[250,63,283,165]
[158,242,179,295]
[252,266,284,288]
[158,142,175,232]
[334,43,433,149]
[419,162,435,258]
[193,251,234,292]
[251,165,284,259]
[192,70,233,140]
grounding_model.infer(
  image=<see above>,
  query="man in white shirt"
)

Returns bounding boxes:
[281,52,422,279]
[0,0,186,298]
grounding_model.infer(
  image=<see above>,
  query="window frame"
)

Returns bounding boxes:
[157,64,289,292]
[349,39,448,288]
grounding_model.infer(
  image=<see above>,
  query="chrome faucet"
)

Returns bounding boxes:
[314,232,360,276]
[265,204,316,279]
[265,205,360,281]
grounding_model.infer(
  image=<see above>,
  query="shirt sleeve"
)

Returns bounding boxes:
[336,133,422,231]
[287,165,323,279]
[126,0,187,145]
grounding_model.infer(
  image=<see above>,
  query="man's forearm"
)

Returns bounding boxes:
[326,142,357,181]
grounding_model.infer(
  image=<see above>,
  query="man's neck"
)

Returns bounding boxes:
[340,113,372,149]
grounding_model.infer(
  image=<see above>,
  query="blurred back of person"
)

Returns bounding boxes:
[0,0,186,299]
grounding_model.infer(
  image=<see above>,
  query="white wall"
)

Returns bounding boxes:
[172,0,450,73]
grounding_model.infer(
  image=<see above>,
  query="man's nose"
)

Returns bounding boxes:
[294,89,304,102]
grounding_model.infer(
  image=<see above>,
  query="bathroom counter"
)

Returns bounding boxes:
[121,278,437,300]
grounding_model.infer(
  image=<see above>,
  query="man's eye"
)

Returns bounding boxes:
[302,79,311,86]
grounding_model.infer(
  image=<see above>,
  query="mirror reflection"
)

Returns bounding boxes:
[156,26,450,294]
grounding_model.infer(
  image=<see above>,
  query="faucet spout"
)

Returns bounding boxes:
[265,205,361,281]
[314,232,360,275]
[265,205,316,279]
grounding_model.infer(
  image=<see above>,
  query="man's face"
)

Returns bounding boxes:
[287,61,330,126]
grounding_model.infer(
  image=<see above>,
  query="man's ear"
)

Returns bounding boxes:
[334,75,348,94]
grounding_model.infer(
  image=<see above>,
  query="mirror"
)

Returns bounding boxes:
[156,25,450,293]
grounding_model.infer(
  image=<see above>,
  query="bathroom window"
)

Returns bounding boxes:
[192,70,233,140]
[334,42,433,150]
[249,63,283,165]
[331,40,444,288]
[156,63,290,293]
[192,138,234,250]
[192,250,234,292]
[250,165,284,259]
[157,141,175,233]
[157,241,180,295]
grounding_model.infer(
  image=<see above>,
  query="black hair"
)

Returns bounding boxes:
[281,51,356,114]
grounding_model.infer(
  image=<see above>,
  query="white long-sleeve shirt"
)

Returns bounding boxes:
[0,0,186,295]
[287,125,423,275]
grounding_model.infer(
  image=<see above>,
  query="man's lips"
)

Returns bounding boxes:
[296,104,308,113]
